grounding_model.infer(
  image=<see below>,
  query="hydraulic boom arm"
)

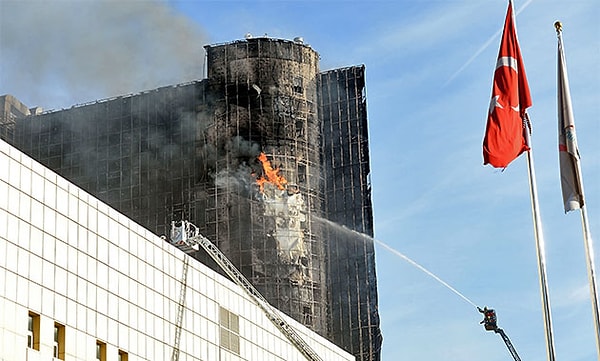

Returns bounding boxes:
[495,328,522,361]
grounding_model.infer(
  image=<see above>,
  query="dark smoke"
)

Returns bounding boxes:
[0,0,208,110]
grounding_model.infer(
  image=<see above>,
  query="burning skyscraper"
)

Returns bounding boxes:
[1,37,382,360]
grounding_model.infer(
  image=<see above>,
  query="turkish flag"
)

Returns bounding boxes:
[483,1,532,168]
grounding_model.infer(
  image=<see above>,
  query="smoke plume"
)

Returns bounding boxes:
[0,0,208,110]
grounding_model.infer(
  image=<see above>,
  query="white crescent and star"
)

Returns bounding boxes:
[488,56,520,115]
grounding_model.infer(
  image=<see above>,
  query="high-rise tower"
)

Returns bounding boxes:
[1,37,382,361]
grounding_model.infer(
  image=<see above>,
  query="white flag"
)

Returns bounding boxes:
[557,30,584,212]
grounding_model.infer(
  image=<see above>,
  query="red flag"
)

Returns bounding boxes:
[557,28,584,212]
[483,1,532,168]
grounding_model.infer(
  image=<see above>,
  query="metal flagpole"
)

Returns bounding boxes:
[581,203,600,357]
[555,21,600,356]
[524,121,557,361]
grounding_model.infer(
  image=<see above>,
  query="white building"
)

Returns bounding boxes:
[0,138,354,361]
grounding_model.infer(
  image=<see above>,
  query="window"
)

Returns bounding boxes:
[27,312,40,350]
[118,350,129,361]
[219,306,240,354]
[293,76,303,94]
[54,323,65,360]
[96,340,106,361]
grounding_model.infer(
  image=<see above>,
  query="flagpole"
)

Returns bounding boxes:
[524,124,557,361]
[555,21,600,357]
[581,203,600,357]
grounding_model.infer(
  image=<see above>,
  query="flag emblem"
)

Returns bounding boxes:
[483,1,532,168]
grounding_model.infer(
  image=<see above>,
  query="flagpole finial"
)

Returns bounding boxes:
[554,21,562,33]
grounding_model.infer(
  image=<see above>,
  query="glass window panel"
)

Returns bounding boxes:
[87,280,97,309]
[44,179,56,209]
[87,231,97,258]
[43,206,56,236]
[67,245,77,273]
[108,293,118,319]
[0,180,9,214]
[129,254,137,279]
[42,261,54,289]
[118,273,129,299]
[5,241,18,273]
[30,171,44,202]
[29,225,43,257]
[6,210,18,245]
[118,224,129,248]
[68,193,78,222]
[97,262,108,290]
[18,192,31,221]
[97,288,108,315]
[55,267,67,296]
[56,187,68,216]
[66,299,77,326]
[78,202,87,229]
[137,306,145,334]
[43,232,55,262]
[88,207,98,234]
[118,299,129,324]
[97,212,108,239]
[137,281,145,309]
[108,242,118,268]
[29,253,43,284]
[17,247,29,278]
[0,151,7,182]
[4,271,17,301]
[77,277,87,304]
[77,251,87,279]
[54,295,66,325]
[16,275,28,304]
[109,221,119,244]
[68,219,78,247]
[18,219,30,251]
[108,318,118,345]
[88,257,97,284]
[97,238,108,264]
[128,234,137,255]
[87,307,95,334]
[97,313,108,341]
[108,273,118,295]
[8,158,20,187]
[67,271,77,300]
[77,303,87,331]
[0,208,8,245]
[154,268,163,294]
[55,239,67,267]
[55,213,67,243]
[7,185,19,217]
[19,165,31,194]
[30,199,44,233]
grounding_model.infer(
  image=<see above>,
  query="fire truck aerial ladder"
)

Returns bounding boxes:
[170,221,324,361]
[478,307,522,361]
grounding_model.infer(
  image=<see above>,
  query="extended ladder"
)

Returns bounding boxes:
[170,221,323,361]
[170,255,189,361]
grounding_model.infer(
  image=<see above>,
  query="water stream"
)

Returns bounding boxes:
[316,217,479,309]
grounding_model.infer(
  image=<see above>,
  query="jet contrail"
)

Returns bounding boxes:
[444,0,535,86]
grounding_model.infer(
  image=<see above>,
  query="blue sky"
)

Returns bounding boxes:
[1,1,599,360]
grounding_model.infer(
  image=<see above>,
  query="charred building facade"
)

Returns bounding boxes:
[1,37,382,360]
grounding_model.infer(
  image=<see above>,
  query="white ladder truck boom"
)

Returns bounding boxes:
[170,221,324,361]
[478,307,522,361]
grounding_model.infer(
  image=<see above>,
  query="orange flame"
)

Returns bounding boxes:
[256,152,288,192]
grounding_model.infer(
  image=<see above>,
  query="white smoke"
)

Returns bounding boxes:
[0,0,208,110]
